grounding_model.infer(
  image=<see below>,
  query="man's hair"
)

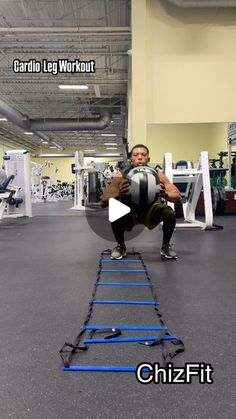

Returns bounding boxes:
[129,144,149,157]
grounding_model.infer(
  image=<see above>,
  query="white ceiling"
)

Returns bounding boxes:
[0,0,131,154]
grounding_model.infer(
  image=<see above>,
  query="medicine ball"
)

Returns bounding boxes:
[126,166,160,207]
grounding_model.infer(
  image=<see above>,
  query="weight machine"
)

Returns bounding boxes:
[1,150,32,219]
[164,151,214,230]
[71,151,98,211]
[71,151,117,211]
[227,139,236,189]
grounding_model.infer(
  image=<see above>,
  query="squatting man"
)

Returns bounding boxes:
[100,144,182,260]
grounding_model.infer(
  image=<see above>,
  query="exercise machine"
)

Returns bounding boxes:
[227,123,236,189]
[71,151,94,210]
[163,151,213,229]
[0,174,23,220]
[1,150,32,219]
[71,151,118,211]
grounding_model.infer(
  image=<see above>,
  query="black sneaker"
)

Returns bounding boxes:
[160,243,177,260]
[110,244,126,260]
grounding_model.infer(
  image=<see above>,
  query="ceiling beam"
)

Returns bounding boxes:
[0,26,131,34]
[0,44,128,54]
[0,47,128,54]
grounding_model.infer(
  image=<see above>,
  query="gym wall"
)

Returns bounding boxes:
[131,0,236,153]
[147,122,228,164]
[31,156,118,183]
[0,143,14,167]
[32,157,75,183]
[0,150,4,165]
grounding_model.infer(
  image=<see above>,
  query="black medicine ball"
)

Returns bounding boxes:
[126,166,160,207]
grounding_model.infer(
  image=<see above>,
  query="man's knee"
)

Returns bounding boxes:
[164,205,176,218]
[146,203,174,226]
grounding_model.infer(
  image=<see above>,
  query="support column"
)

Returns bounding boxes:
[131,0,147,145]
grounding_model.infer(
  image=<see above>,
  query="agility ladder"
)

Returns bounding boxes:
[60,250,185,372]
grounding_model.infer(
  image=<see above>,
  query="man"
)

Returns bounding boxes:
[100,144,182,260]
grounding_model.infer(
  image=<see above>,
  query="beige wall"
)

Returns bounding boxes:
[0,150,4,167]
[146,0,236,124]
[31,155,119,182]
[32,157,74,182]
[131,0,147,144]
[131,0,234,164]
[147,122,228,165]
[209,123,228,154]
[0,142,14,169]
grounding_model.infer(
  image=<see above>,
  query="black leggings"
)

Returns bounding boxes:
[111,204,176,246]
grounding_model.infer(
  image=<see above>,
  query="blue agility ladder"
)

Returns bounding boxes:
[60,250,185,372]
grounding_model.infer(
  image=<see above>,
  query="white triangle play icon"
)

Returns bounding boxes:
[108,198,130,222]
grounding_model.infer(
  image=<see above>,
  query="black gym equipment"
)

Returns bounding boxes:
[209,153,228,215]
[0,174,23,207]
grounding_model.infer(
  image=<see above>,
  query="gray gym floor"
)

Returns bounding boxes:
[0,201,235,419]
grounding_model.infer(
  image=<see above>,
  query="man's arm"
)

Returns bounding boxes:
[159,172,182,203]
[100,173,130,207]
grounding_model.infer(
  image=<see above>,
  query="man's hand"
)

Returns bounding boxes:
[118,179,130,196]
[159,180,169,200]
[159,173,182,203]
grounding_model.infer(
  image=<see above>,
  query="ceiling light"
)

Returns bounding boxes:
[59,85,88,90]
[101,134,117,137]
[110,120,114,124]
[106,147,118,150]
[104,143,117,146]
[0,117,7,121]
[24,131,34,135]
[84,149,95,152]
[49,146,57,149]
[41,141,49,144]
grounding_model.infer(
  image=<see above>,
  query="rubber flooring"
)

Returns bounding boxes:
[0,201,235,419]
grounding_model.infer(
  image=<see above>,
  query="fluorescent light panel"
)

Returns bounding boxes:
[101,133,117,137]
[0,117,7,121]
[59,85,88,90]
[106,147,118,150]
[104,143,118,146]
[24,131,34,135]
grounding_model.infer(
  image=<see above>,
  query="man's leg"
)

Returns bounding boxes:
[149,204,177,259]
[110,213,134,259]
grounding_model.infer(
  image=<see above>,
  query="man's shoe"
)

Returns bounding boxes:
[110,244,126,260]
[160,243,177,260]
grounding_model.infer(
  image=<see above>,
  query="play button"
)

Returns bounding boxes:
[108,198,130,222]
[85,193,144,242]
